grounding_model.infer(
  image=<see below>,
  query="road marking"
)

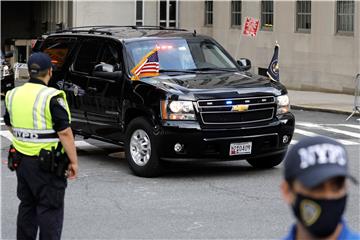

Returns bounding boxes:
[297,122,360,139]
[295,128,317,137]
[0,123,5,126]
[0,130,13,141]
[0,130,100,150]
[290,140,298,145]
[294,128,358,145]
[75,140,100,150]
[323,123,360,130]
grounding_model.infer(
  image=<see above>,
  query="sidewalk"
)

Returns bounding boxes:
[288,90,358,116]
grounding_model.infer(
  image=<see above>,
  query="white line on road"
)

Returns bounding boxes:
[294,128,358,145]
[75,140,100,150]
[0,130,100,150]
[0,123,5,126]
[323,123,360,130]
[0,130,13,141]
[297,122,360,139]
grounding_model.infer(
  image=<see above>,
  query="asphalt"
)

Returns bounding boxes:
[288,90,359,118]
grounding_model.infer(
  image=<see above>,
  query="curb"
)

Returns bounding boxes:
[291,105,359,116]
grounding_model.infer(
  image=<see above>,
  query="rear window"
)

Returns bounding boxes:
[42,37,76,70]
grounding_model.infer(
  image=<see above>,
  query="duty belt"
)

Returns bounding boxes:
[12,128,59,143]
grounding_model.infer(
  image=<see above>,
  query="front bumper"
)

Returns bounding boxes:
[157,113,295,162]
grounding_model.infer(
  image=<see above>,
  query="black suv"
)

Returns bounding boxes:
[39,26,295,177]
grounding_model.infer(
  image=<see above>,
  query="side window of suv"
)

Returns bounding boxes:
[42,37,76,71]
[100,42,122,71]
[73,39,102,73]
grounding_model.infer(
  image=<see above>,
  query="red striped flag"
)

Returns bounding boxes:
[131,47,160,80]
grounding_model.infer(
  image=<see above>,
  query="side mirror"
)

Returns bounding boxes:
[4,51,13,58]
[237,58,251,71]
[94,63,114,73]
[93,63,122,80]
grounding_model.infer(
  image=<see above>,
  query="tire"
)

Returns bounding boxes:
[125,117,162,177]
[246,152,286,169]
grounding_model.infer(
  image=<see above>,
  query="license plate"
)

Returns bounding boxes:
[229,142,252,156]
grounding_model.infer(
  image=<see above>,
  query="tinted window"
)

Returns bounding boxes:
[100,43,121,69]
[73,39,102,73]
[42,37,76,70]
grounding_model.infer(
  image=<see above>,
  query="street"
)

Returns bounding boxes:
[1,108,359,239]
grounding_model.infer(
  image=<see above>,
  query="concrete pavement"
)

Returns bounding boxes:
[288,90,359,118]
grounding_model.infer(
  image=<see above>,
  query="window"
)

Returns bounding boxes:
[231,0,242,27]
[136,0,143,26]
[261,0,273,30]
[42,37,76,70]
[296,0,311,32]
[100,43,121,70]
[205,0,213,26]
[159,0,177,27]
[336,0,354,34]
[73,40,101,73]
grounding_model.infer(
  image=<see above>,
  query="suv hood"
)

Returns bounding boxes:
[141,72,287,100]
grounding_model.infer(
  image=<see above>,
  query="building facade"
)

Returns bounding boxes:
[2,0,359,94]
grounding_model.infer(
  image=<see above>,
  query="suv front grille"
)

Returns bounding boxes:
[197,96,276,125]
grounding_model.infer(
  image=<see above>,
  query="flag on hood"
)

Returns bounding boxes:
[267,43,280,81]
[131,47,160,80]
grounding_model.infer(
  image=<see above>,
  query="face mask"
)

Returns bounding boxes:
[292,193,347,238]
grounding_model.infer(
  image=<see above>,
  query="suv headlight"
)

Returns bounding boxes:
[276,94,290,115]
[161,100,196,120]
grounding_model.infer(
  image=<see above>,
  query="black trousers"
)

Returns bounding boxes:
[15,156,67,240]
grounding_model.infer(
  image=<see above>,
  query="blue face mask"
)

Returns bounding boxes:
[292,193,347,238]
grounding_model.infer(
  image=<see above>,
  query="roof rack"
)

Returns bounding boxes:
[51,25,188,35]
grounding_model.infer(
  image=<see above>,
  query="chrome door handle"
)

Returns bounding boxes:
[88,87,97,91]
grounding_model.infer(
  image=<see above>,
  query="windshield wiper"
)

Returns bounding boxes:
[159,69,198,74]
[189,67,238,72]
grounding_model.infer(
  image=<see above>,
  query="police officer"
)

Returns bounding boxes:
[4,52,78,240]
[281,136,359,240]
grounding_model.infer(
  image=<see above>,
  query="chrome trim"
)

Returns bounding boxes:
[203,133,278,142]
[200,107,274,114]
[197,96,275,105]
[198,102,275,108]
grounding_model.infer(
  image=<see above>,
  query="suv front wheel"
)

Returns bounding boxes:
[125,117,162,177]
[246,152,286,169]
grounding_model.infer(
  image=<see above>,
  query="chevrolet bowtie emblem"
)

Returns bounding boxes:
[232,104,249,112]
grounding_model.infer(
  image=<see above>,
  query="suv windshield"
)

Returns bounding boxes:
[125,39,237,74]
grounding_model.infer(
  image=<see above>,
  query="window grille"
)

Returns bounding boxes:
[205,0,213,26]
[336,0,354,34]
[261,0,273,30]
[136,0,143,26]
[231,0,242,27]
[296,0,311,32]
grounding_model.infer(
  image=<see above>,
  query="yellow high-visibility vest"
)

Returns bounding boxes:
[5,83,71,156]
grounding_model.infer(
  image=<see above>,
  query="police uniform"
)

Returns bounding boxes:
[282,136,359,240]
[4,53,71,240]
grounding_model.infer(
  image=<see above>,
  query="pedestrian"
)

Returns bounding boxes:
[281,136,359,240]
[4,52,78,240]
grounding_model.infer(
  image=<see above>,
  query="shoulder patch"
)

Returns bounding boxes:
[56,98,67,110]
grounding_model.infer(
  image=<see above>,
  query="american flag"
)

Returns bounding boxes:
[131,47,160,80]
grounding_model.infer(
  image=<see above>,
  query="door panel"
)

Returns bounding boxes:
[86,41,124,142]
[65,38,102,133]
